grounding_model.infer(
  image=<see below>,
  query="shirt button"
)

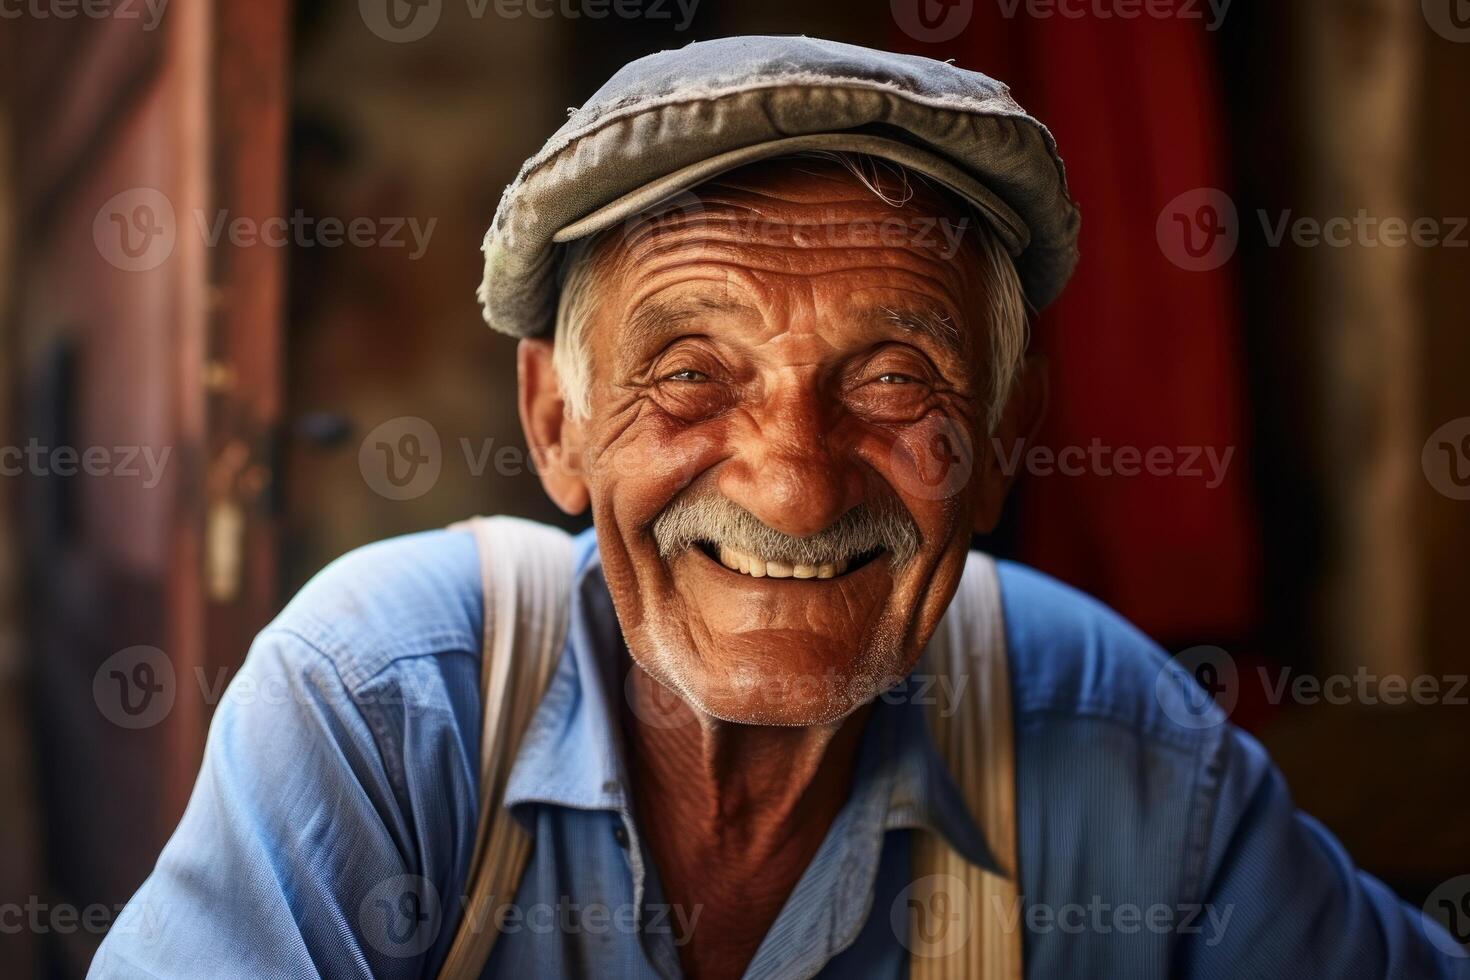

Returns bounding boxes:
[613,824,630,848]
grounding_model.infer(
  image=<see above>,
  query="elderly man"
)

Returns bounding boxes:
[93,36,1463,980]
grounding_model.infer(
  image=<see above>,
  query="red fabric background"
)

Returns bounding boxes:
[896,10,1261,644]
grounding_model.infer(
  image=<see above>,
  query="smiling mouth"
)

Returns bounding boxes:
[692,541,884,579]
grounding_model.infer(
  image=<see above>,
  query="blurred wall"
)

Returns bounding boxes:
[280,0,888,588]
[2,3,1468,976]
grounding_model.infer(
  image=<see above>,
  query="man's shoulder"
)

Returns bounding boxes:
[260,521,599,693]
[991,558,1235,912]
[264,527,487,690]
[994,558,1220,754]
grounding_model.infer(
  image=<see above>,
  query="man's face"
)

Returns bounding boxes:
[549,160,1004,726]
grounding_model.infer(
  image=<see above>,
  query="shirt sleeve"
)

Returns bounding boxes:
[1180,725,1469,979]
[88,628,476,980]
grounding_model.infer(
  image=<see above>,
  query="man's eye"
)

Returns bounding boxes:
[876,372,917,384]
[665,369,709,382]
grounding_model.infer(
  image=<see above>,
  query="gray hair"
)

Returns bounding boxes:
[652,487,920,568]
[553,152,1030,433]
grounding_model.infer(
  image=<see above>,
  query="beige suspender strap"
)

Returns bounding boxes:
[438,516,574,980]
[909,551,1022,980]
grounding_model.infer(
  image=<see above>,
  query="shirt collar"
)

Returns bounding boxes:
[878,680,1001,874]
[503,536,1003,875]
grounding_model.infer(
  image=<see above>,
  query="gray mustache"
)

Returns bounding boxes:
[651,492,920,568]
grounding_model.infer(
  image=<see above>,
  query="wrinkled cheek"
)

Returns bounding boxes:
[847,418,976,564]
[851,419,977,647]
[589,427,723,524]
[884,414,978,505]
[586,424,725,634]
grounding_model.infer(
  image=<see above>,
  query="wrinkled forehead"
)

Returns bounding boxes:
[568,156,991,341]
[612,156,985,260]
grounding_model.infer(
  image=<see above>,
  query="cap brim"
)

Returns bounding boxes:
[551,132,1030,256]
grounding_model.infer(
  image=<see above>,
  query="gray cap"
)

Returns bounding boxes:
[479,34,1080,338]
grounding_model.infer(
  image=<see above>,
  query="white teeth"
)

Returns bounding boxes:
[708,544,853,579]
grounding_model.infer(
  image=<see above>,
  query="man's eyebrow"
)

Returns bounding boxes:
[622,296,761,353]
[869,305,966,356]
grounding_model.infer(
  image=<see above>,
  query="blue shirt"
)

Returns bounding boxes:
[91,527,1466,979]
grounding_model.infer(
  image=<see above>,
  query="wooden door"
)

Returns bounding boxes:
[3,3,288,974]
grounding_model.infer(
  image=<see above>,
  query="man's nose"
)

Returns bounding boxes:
[716,387,863,538]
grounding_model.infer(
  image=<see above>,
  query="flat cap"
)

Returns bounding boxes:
[479,34,1080,338]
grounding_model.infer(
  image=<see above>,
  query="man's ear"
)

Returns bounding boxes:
[973,352,1048,534]
[517,338,590,515]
